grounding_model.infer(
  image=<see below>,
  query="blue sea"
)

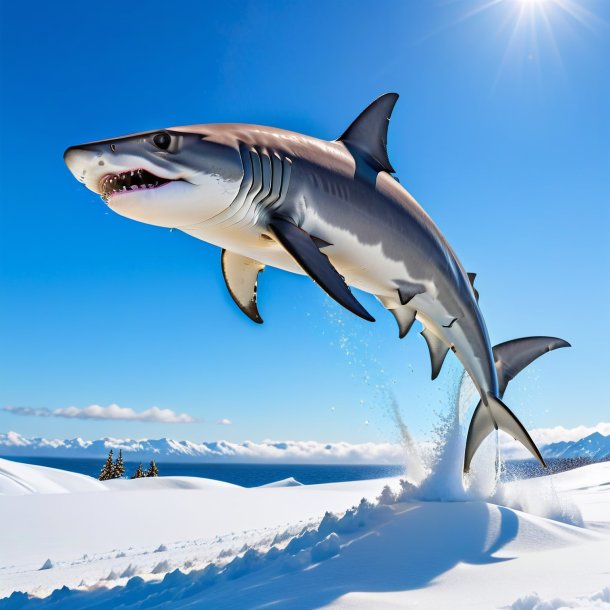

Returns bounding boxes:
[1,456,405,487]
[1,455,594,486]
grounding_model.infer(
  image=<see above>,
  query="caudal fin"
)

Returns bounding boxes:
[464,395,545,473]
[463,335,570,473]
[493,336,570,395]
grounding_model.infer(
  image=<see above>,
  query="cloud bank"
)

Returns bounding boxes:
[0,431,405,464]
[2,404,195,424]
[0,422,607,464]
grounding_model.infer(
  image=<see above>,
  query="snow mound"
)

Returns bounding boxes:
[0,458,106,496]
[0,459,240,496]
[102,476,240,491]
[511,586,610,609]
[259,477,304,488]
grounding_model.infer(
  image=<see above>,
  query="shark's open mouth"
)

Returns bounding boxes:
[100,169,173,200]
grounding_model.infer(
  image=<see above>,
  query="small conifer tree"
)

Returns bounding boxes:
[145,460,159,477]
[98,449,114,481]
[112,449,125,479]
[131,463,145,479]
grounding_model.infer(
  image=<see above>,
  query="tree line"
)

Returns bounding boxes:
[98,449,159,480]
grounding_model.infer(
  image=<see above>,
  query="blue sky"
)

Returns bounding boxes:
[0,0,608,445]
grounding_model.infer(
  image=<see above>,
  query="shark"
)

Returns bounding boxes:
[64,93,569,472]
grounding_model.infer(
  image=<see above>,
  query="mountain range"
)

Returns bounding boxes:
[540,431,610,461]
[1,429,609,464]
[0,431,404,465]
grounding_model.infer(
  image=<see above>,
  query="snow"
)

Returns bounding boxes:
[0,459,106,496]
[510,587,610,609]
[0,456,609,609]
[259,477,304,487]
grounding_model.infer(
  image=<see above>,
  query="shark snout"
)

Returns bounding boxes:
[63,145,105,188]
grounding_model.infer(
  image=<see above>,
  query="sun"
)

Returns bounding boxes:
[437,0,604,85]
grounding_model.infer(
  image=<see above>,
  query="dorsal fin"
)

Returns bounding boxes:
[337,93,399,173]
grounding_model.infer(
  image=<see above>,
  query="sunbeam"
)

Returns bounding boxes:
[434,0,605,88]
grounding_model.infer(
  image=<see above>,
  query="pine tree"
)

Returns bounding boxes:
[98,449,114,481]
[145,460,159,477]
[112,449,125,479]
[131,463,145,479]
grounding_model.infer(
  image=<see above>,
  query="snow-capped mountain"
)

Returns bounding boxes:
[540,431,610,461]
[0,431,404,464]
[1,430,609,464]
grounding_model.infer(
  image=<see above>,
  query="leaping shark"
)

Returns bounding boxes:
[64,93,569,472]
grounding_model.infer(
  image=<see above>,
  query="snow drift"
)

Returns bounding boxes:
[0,456,609,609]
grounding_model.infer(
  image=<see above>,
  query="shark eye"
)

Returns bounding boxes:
[153,132,171,150]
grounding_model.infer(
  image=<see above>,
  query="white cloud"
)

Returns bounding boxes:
[217,419,232,425]
[2,404,195,424]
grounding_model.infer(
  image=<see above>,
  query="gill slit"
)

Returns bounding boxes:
[184,144,292,232]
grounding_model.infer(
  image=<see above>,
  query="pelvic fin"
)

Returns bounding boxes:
[389,305,417,339]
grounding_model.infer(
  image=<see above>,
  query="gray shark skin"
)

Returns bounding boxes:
[64,94,569,472]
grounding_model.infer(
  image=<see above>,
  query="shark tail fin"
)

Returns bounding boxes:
[464,395,545,473]
[493,336,570,395]
[463,335,570,473]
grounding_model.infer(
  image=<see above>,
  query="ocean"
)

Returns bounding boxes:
[1,455,596,487]
[1,456,406,487]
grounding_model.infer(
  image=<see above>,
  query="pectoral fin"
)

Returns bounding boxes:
[221,250,265,324]
[268,217,375,322]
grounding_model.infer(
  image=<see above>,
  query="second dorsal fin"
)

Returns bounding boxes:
[337,93,399,173]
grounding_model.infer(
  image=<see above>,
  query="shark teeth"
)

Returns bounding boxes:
[100,169,172,199]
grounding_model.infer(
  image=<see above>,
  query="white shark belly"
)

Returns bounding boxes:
[181,225,306,276]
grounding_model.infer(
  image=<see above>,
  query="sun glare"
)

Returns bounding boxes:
[436,0,604,86]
